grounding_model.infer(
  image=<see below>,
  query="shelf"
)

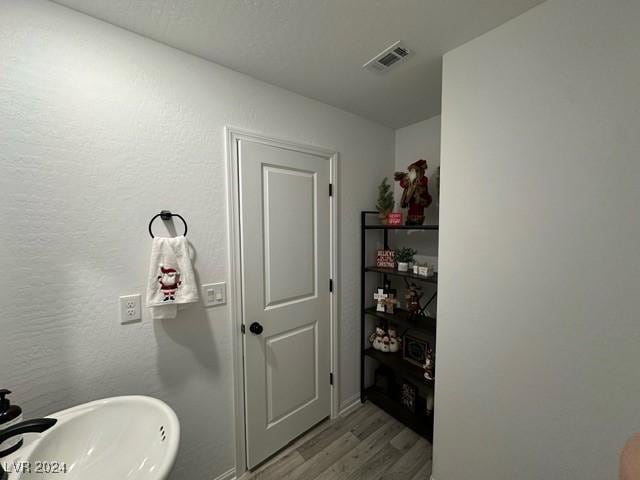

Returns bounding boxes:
[364,224,439,230]
[365,307,436,336]
[361,210,437,443]
[365,348,433,388]
[364,266,438,284]
[365,387,434,441]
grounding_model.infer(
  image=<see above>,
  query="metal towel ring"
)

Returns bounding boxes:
[148,210,188,238]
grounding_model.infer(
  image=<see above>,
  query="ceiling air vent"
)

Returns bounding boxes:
[364,41,413,73]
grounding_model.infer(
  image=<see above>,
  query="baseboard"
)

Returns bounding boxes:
[338,393,361,416]
[213,467,236,480]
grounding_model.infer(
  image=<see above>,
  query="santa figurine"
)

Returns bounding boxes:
[405,282,423,318]
[158,265,181,302]
[394,159,432,225]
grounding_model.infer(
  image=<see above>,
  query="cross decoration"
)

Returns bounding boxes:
[373,288,388,312]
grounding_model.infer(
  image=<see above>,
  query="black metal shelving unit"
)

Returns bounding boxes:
[360,210,438,441]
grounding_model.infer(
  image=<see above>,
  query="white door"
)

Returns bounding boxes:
[238,139,332,469]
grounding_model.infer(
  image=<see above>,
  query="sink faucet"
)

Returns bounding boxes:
[0,418,58,458]
[0,418,57,479]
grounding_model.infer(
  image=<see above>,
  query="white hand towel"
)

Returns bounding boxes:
[146,236,199,320]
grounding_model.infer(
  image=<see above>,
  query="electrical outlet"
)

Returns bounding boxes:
[119,294,142,324]
[202,282,226,307]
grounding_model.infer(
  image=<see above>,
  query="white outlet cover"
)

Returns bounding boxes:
[202,282,226,307]
[119,294,142,324]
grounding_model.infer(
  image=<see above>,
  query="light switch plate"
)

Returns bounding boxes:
[119,294,142,324]
[202,282,226,307]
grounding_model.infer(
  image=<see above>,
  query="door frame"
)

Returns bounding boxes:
[225,127,340,476]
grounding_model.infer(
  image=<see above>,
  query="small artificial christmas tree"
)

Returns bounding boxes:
[376,177,394,224]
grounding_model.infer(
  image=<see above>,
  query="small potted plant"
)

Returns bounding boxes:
[395,247,417,272]
[375,178,394,224]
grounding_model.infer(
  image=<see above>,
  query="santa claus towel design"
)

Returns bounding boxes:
[146,236,199,319]
[158,266,181,301]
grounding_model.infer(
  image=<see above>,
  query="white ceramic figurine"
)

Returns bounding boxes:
[371,326,386,351]
[388,327,401,353]
[380,335,391,353]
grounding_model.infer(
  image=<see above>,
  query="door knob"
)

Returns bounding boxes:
[249,322,264,335]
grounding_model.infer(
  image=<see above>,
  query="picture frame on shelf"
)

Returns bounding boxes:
[403,334,428,367]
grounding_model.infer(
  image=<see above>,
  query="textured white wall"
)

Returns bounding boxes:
[435,1,640,479]
[0,1,393,478]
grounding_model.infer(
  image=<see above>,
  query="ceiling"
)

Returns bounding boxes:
[51,0,545,128]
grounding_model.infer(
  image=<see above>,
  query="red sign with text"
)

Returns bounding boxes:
[376,250,396,268]
[387,213,403,225]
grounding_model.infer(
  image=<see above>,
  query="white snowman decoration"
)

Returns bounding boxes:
[388,327,401,353]
[380,334,391,353]
[369,326,386,351]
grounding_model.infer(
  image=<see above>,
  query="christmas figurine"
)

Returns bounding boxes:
[383,280,397,314]
[388,327,401,353]
[385,293,397,314]
[394,159,433,225]
[405,282,423,317]
[423,344,435,380]
[369,326,386,351]
[381,334,391,353]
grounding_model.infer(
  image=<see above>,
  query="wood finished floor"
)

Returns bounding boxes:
[240,402,432,480]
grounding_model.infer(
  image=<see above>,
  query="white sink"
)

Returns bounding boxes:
[5,396,180,480]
